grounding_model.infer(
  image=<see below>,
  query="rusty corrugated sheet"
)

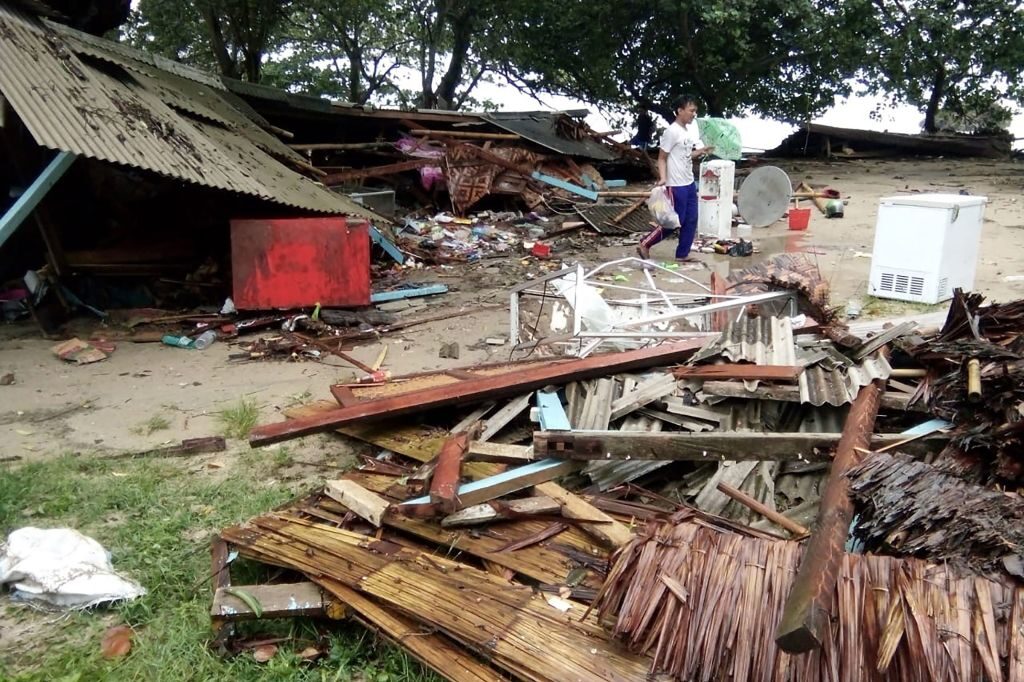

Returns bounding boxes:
[0,6,375,217]
[575,204,650,234]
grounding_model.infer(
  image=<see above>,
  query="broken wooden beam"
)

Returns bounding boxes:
[441,496,562,528]
[534,481,633,548]
[211,582,343,622]
[429,431,469,513]
[400,459,579,510]
[775,375,886,653]
[411,128,520,140]
[324,480,390,527]
[107,436,227,460]
[250,337,710,446]
[465,441,535,463]
[672,364,803,381]
[534,430,946,461]
[322,158,435,186]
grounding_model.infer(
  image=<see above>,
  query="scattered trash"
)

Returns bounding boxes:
[0,527,145,608]
[51,338,110,364]
[100,625,134,660]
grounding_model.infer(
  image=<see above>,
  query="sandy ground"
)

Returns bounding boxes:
[0,158,1022,462]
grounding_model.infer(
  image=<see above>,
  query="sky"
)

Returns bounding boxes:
[470,78,1024,152]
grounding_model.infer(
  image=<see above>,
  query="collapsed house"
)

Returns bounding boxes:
[0,2,645,332]
[769,122,1013,160]
[208,254,1024,681]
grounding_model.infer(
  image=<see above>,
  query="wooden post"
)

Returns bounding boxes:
[775,375,886,653]
[429,431,470,513]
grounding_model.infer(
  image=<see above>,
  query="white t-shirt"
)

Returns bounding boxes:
[660,121,703,186]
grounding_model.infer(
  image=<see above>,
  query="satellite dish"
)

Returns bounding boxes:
[737,166,792,227]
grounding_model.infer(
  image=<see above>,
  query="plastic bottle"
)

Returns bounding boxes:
[192,330,217,350]
[161,335,193,349]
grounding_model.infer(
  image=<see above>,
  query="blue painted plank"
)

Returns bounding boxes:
[401,458,568,506]
[0,151,75,249]
[604,179,628,188]
[370,284,448,303]
[530,171,599,201]
[535,391,572,431]
[369,225,405,264]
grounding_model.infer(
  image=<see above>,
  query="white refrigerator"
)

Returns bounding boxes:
[868,193,987,304]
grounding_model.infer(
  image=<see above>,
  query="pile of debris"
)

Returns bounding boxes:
[208,259,1024,680]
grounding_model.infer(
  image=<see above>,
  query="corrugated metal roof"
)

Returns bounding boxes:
[693,316,892,406]
[0,6,377,218]
[576,204,651,234]
[483,112,619,161]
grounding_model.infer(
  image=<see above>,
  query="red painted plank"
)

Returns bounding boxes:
[231,217,370,309]
[249,337,712,447]
[429,432,469,513]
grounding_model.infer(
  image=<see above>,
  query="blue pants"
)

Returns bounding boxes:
[639,183,698,258]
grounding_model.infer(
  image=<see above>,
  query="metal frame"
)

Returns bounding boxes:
[509,258,798,356]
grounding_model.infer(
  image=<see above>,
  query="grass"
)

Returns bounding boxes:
[131,414,172,436]
[217,398,261,440]
[0,453,438,681]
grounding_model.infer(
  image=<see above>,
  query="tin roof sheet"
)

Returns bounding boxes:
[484,111,618,161]
[694,316,892,406]
[0,6,376,218]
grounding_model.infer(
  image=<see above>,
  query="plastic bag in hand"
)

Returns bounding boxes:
[646,186,680,230]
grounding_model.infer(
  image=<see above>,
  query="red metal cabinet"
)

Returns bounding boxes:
[230,216,370,310]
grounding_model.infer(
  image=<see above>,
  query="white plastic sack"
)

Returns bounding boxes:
[646,186,681,231]
[0,528,146,609]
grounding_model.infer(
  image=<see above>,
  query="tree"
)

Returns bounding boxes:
[125,0,289,82]
[497,0,865,122]
[860,0,1024,133]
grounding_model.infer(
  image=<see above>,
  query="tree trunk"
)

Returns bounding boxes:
[199,4,239,79]
[923,63,947,133]
[434,8,475,109]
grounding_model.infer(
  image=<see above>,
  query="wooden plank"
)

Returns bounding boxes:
[661,397,729,424]
[411,128,520,140]
[251,337,710,446]
[672,364,803,380]
[608,373,677,421]
[210,537,233,649]
[465,441,535,463]
[324,480,390,526]
[317,577,505,682]
[429,432,469,513]
[479,393,531,441]
[322,158,435,186]
[775,378,886,653]
[534,481,633,548]
[441,496,562,528]
[223,515,654,681]
[0,151,75,250]
[211,582,335,621]
[400,459,580,509]
[700,380,922,412]
[534,430,948,461]
[536,390,573,430]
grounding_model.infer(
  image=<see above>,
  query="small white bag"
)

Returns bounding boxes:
[646,186,680,230]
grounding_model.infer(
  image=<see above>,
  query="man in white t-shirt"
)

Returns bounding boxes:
[637,94,714,261]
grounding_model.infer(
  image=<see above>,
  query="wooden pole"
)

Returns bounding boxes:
[967,358,982,402]
[775,373,887,653]
[716,483,809,537]
[411,129,520,141]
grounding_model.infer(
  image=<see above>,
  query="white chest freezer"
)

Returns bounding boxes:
[868,193,987,304]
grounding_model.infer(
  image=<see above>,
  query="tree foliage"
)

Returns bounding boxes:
[496,0,867,122]
[858,0,1024,133]
[123,0,1024,131]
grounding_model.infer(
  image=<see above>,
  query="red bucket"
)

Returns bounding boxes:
[788,207,811,231]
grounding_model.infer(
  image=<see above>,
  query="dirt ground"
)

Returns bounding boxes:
[0,157,1022,461]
